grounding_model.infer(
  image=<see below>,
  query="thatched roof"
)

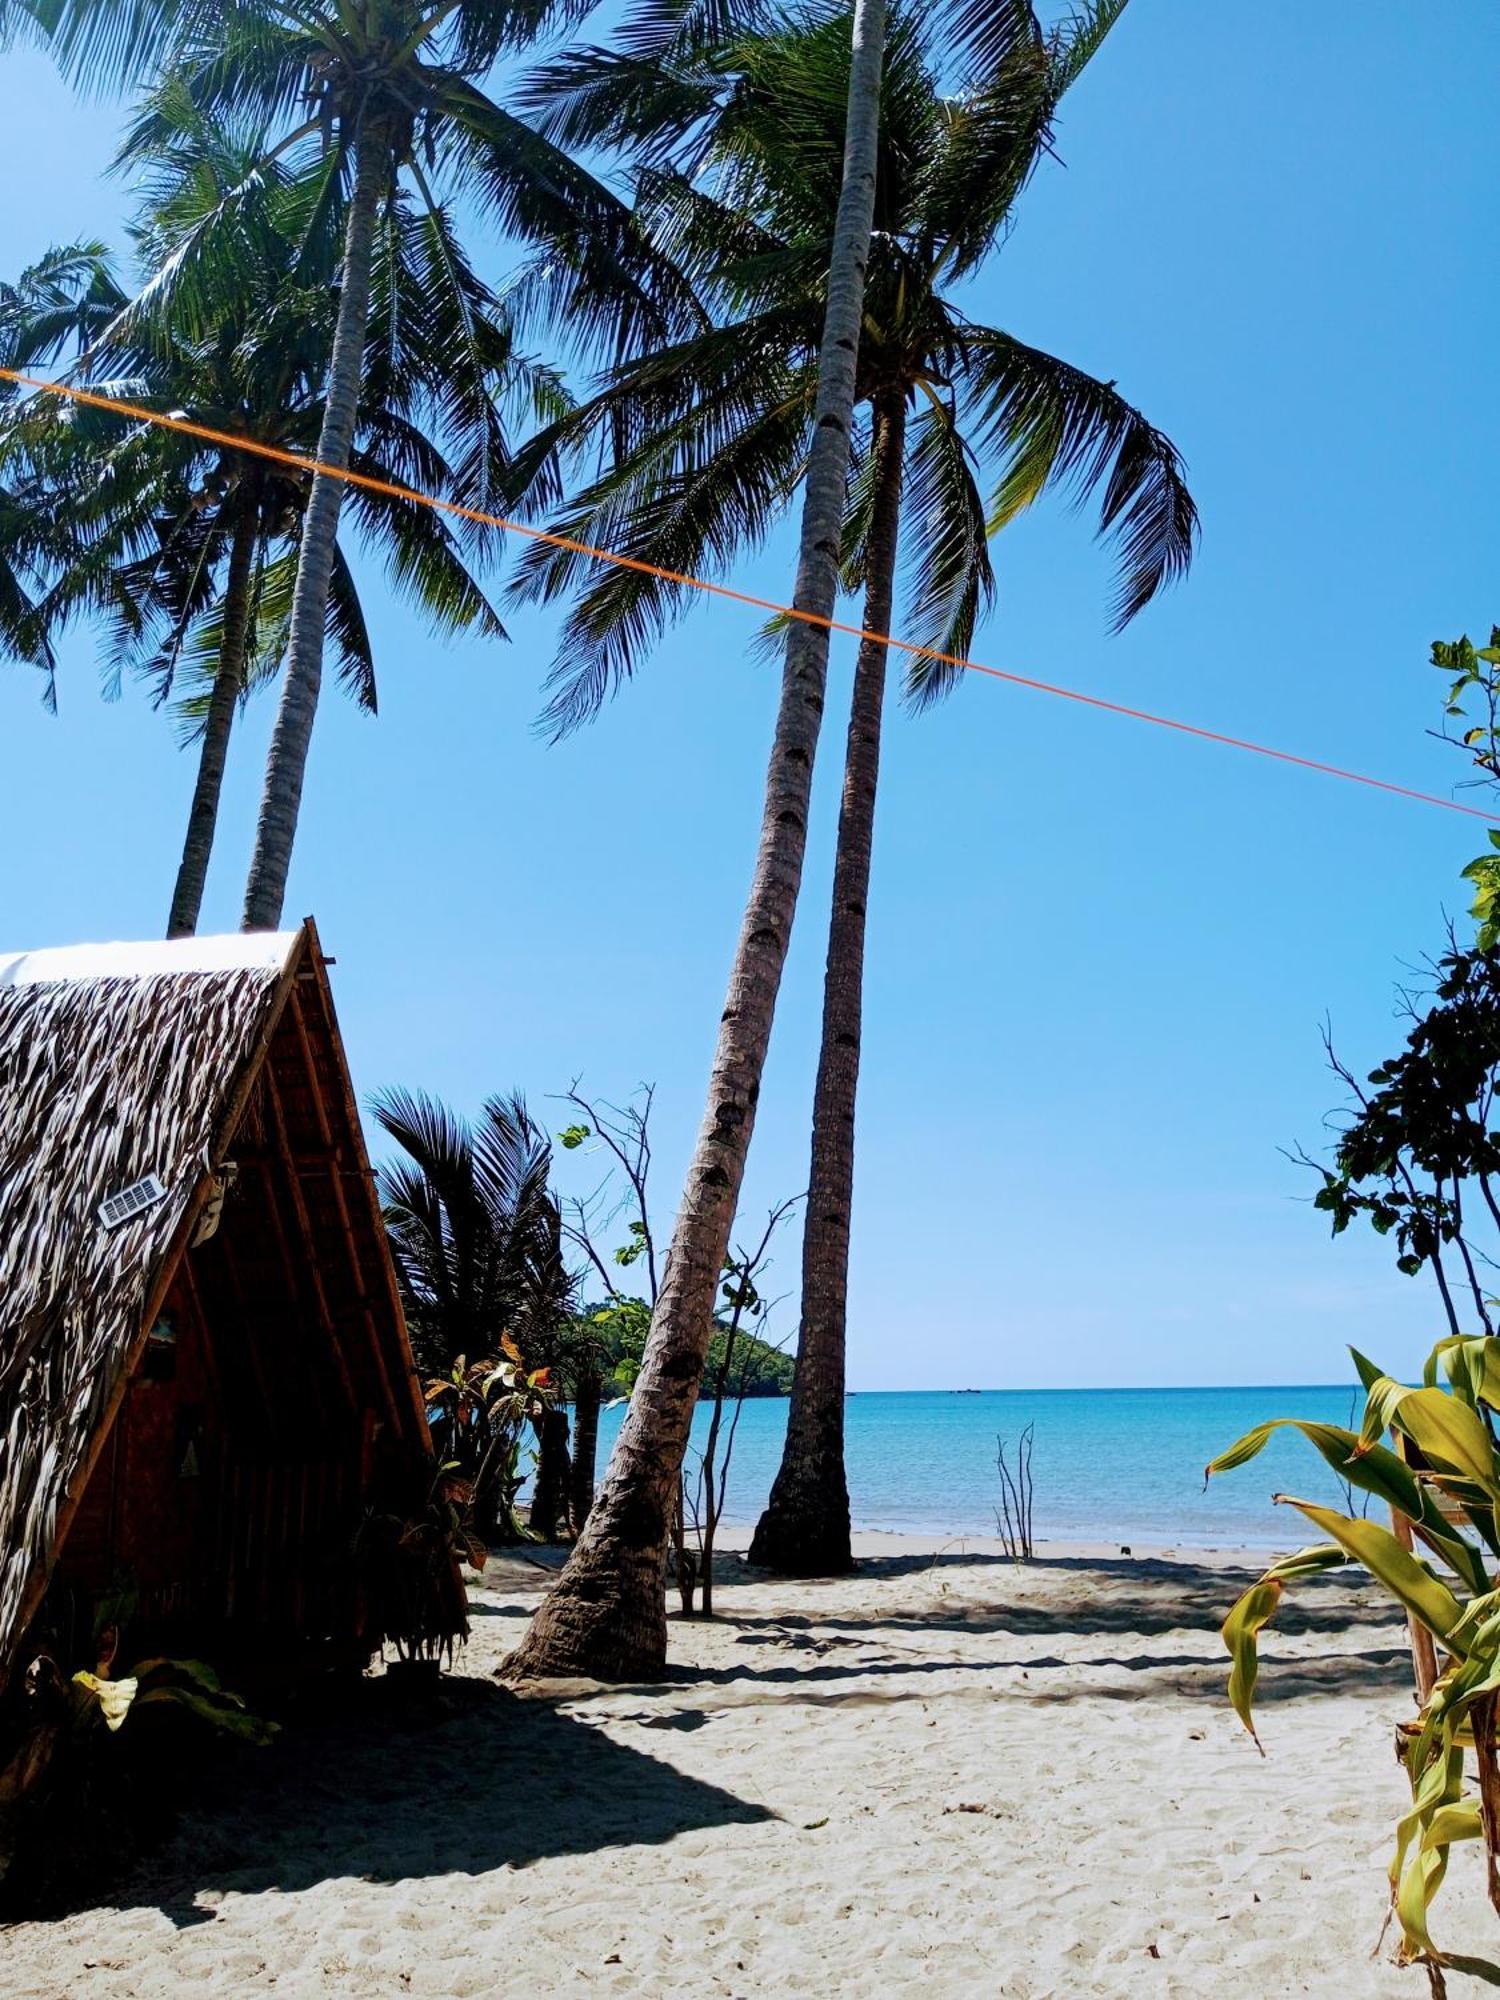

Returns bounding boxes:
[0,923,376,1685]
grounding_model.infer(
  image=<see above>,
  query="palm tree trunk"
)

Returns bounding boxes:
[529,1407,572,1541]
[568,1364,602,1534]
[750,391,906,1575]
[506,0,889,1683]
[240,110,389,932]
[165,509,258,939]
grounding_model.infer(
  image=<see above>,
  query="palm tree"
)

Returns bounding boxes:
[0,104,535,935]
[373,1086,582,1537]
[40,0,690,931]
[746,7,1194,1575]
[0,244,126,699]
[505,0,1054,1679]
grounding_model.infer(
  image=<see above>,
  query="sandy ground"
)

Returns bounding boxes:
[5,1529,1497,1998]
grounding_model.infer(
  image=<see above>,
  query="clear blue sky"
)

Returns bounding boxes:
[2,4,1496,1388]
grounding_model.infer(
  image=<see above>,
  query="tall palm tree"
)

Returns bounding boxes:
[508,0,1191,1614]
[506,0,1052,1679]
[40,0,691,930]
[0,104,537,936]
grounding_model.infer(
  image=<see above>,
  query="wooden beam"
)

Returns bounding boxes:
[262,1061,360,1421]
[215,1205,282,1443]
[285,984,403,1434]
[297,923,430,1444]
[175,1248,222,1407]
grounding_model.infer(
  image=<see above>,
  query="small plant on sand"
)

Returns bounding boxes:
[995,1426,1037,1562]
[1208,1340,1500,1987]
[681,1199,799,1616]
[354,1462,483,1675]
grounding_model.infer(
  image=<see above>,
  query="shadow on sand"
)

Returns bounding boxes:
[109,1675,770,1929]
[700,1550,1403,1643]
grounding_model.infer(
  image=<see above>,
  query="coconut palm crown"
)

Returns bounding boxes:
[508,0,1193,737]
[33,0,701,929]
[0,98,550,935]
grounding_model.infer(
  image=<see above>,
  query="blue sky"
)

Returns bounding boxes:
[1,3,1496,1388]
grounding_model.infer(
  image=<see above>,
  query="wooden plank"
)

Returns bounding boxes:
[263,1060,360,1419]
[285,984,404,1435]
[299,921,430,1445]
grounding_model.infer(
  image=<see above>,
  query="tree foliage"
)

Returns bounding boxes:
[509,2,1194,735]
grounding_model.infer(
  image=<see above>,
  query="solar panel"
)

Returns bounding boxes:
[97,1174,168,1230]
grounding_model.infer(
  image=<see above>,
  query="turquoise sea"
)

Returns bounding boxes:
[592,1384,1370,1550]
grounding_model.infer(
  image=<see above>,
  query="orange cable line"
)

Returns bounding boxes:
[3,365,1493,826]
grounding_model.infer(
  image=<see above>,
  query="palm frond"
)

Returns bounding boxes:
[900,391,996,704]
[962,325,1197,629]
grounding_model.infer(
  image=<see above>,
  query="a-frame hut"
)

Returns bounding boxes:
[0,921,432,1695]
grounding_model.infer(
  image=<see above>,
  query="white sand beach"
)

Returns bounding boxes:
[5,1532,1495,1998]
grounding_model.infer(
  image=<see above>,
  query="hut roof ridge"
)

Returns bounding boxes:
[0,932,299,989]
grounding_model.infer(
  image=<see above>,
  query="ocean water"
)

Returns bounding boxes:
[591,1384,1370,1550]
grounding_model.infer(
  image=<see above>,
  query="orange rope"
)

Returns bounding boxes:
[4,364,1493,826]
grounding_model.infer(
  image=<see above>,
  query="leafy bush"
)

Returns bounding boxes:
[0,1641,275,1912]
[584,1295,793,1398]
[1208,1338,1500,1976]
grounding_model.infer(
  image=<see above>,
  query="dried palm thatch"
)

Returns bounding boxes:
[0,923,422,1691]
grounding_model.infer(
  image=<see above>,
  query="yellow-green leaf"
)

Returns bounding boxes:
[1275,1501,1466,1648]
[1391,1386,1498,1488]
[72,1671,138,1731]
[1220,1543,1347,1742]
[1421,1800,1483,1851]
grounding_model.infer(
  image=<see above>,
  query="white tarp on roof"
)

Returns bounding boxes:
[0,932,297,989]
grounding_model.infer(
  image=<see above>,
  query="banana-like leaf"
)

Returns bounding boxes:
[1206,1418,1491,1592]
[1220,1542,1348,1743]
[133,1686,279,1744]
[72,1671,139,1732]
[1350,1345,1387,1393]
[130,1656,225,1694]
[1432,1335,1500,1414]
[1391,1739,1466,1959]
[1358,1377,1498,1492]
[1421,1800,1484,1851]
[1275,1500,1467,1649]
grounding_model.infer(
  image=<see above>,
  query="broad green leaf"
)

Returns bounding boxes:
[1276,1500,1467,1647]
[1350,1346,1387,1393]
[1220,1543,1347,1743]
[1207,1417,1491,1590]
[1393,1735,1467,1959]
[1433,1335,1500,1413]
[134,1687,279,1744]
[1391,1386,1498,1489]
[130,1657,224,1694]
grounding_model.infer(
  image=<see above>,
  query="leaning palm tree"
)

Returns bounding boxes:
[508,0,1188,1611]
[506,0,1055,1679]
[40,0,693,930]
[2,103,540,936]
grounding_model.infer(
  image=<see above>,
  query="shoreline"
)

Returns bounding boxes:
[710,1523,1296,1566]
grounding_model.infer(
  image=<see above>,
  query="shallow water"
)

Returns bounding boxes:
[592,1384,1370,1549]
